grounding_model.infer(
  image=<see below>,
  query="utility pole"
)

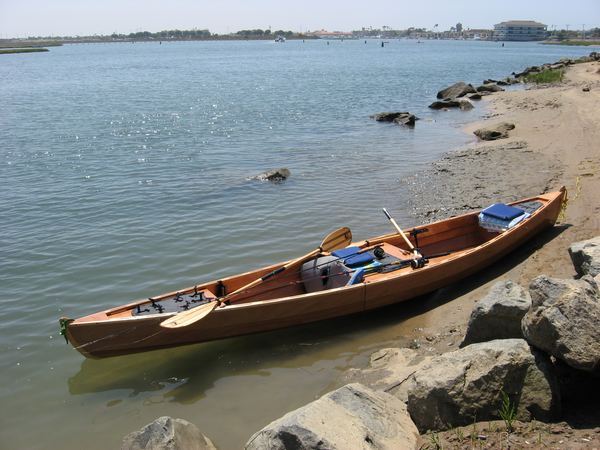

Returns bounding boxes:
[582,24,585,40]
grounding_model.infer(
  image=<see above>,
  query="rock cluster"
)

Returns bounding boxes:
[371,111,419,127]
[512,51,600,80]
[430,78,507,111]
[436,81,477,99]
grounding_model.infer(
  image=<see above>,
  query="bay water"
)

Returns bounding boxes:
[0,39,592,449]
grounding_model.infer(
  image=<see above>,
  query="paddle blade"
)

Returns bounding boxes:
[320,227,352,252]
[159,301,218,329]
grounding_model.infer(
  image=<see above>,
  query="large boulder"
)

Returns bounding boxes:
[436,82,477,99]
[461,280,532,346]
[122,417,217,450]
[370,112,419,127]
[473,122,515,141]
[568,236,600,277]
[245,383,419,450]
[522,275,600,372]
[385,340,560,432]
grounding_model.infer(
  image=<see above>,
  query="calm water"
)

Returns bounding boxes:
[0,39,592,449]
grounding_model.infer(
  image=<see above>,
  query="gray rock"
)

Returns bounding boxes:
[569,236,600,277]
[473,122,515,141]
[461,280,532,346]
[467,92,482,100]
[122,417,216,450]
[386,339,560,432]
[342,348,428,392]
[245,383,419,450]
[429,100,461,109]
[251,168,291,182]
[476,84,505,93]
[371,112,419,126]
[513,66,541,78]
[522,275,600,372]
[459,100,474,111]
[436,82,477,99]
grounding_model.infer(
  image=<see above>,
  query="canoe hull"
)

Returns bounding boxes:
[66,189,565,358]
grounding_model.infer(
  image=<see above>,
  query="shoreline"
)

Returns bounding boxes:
[368,58,600,447]
[117,56,600,449]
[243,58,600,448]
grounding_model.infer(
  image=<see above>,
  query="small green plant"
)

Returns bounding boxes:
[453,426,465,443]
[523,69,564,84]
[428,431,443,450]
[498,390,517,433]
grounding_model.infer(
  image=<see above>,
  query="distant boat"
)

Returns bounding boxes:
[275,35,286,43]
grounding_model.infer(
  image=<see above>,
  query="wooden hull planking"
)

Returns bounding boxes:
[65,189,565,358]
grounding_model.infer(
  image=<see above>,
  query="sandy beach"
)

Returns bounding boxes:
[384,59,600,448]
[394,59,600,333]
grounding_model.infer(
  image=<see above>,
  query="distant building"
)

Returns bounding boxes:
[463,28,493,40]
[306,29,353,39]
[494,20,547,41]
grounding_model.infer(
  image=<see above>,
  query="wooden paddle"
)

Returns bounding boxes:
[382,208,422,258]
[160,227,353,329]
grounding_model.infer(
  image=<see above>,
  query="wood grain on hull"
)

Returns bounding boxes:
[66,189,565,358]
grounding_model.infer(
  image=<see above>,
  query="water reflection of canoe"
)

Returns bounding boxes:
[61,188,566,358]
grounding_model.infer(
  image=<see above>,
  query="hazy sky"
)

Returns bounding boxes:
[1,0,599,38]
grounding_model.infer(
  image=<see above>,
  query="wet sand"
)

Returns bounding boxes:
[387,61,600,348]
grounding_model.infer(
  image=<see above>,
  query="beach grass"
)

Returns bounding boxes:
[524,69,564,84]
[0,48,49,54]
[542,40,600,46]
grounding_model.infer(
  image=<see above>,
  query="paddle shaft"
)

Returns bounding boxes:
[160,227,352,328]
[382,208,421,257]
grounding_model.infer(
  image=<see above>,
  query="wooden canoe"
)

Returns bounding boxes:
[61,188,566,358]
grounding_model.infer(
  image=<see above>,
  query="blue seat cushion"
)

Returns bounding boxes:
[481,203,525,221]
[344,252,375,268]
[331,247,361,258]
[331,246,375,268]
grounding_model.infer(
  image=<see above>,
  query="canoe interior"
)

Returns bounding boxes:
[74,192,559,327]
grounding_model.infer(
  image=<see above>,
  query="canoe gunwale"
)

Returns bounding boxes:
[65,189,566,357]
[72,190,562,325]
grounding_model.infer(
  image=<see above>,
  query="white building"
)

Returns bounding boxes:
[494,20,547,41]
